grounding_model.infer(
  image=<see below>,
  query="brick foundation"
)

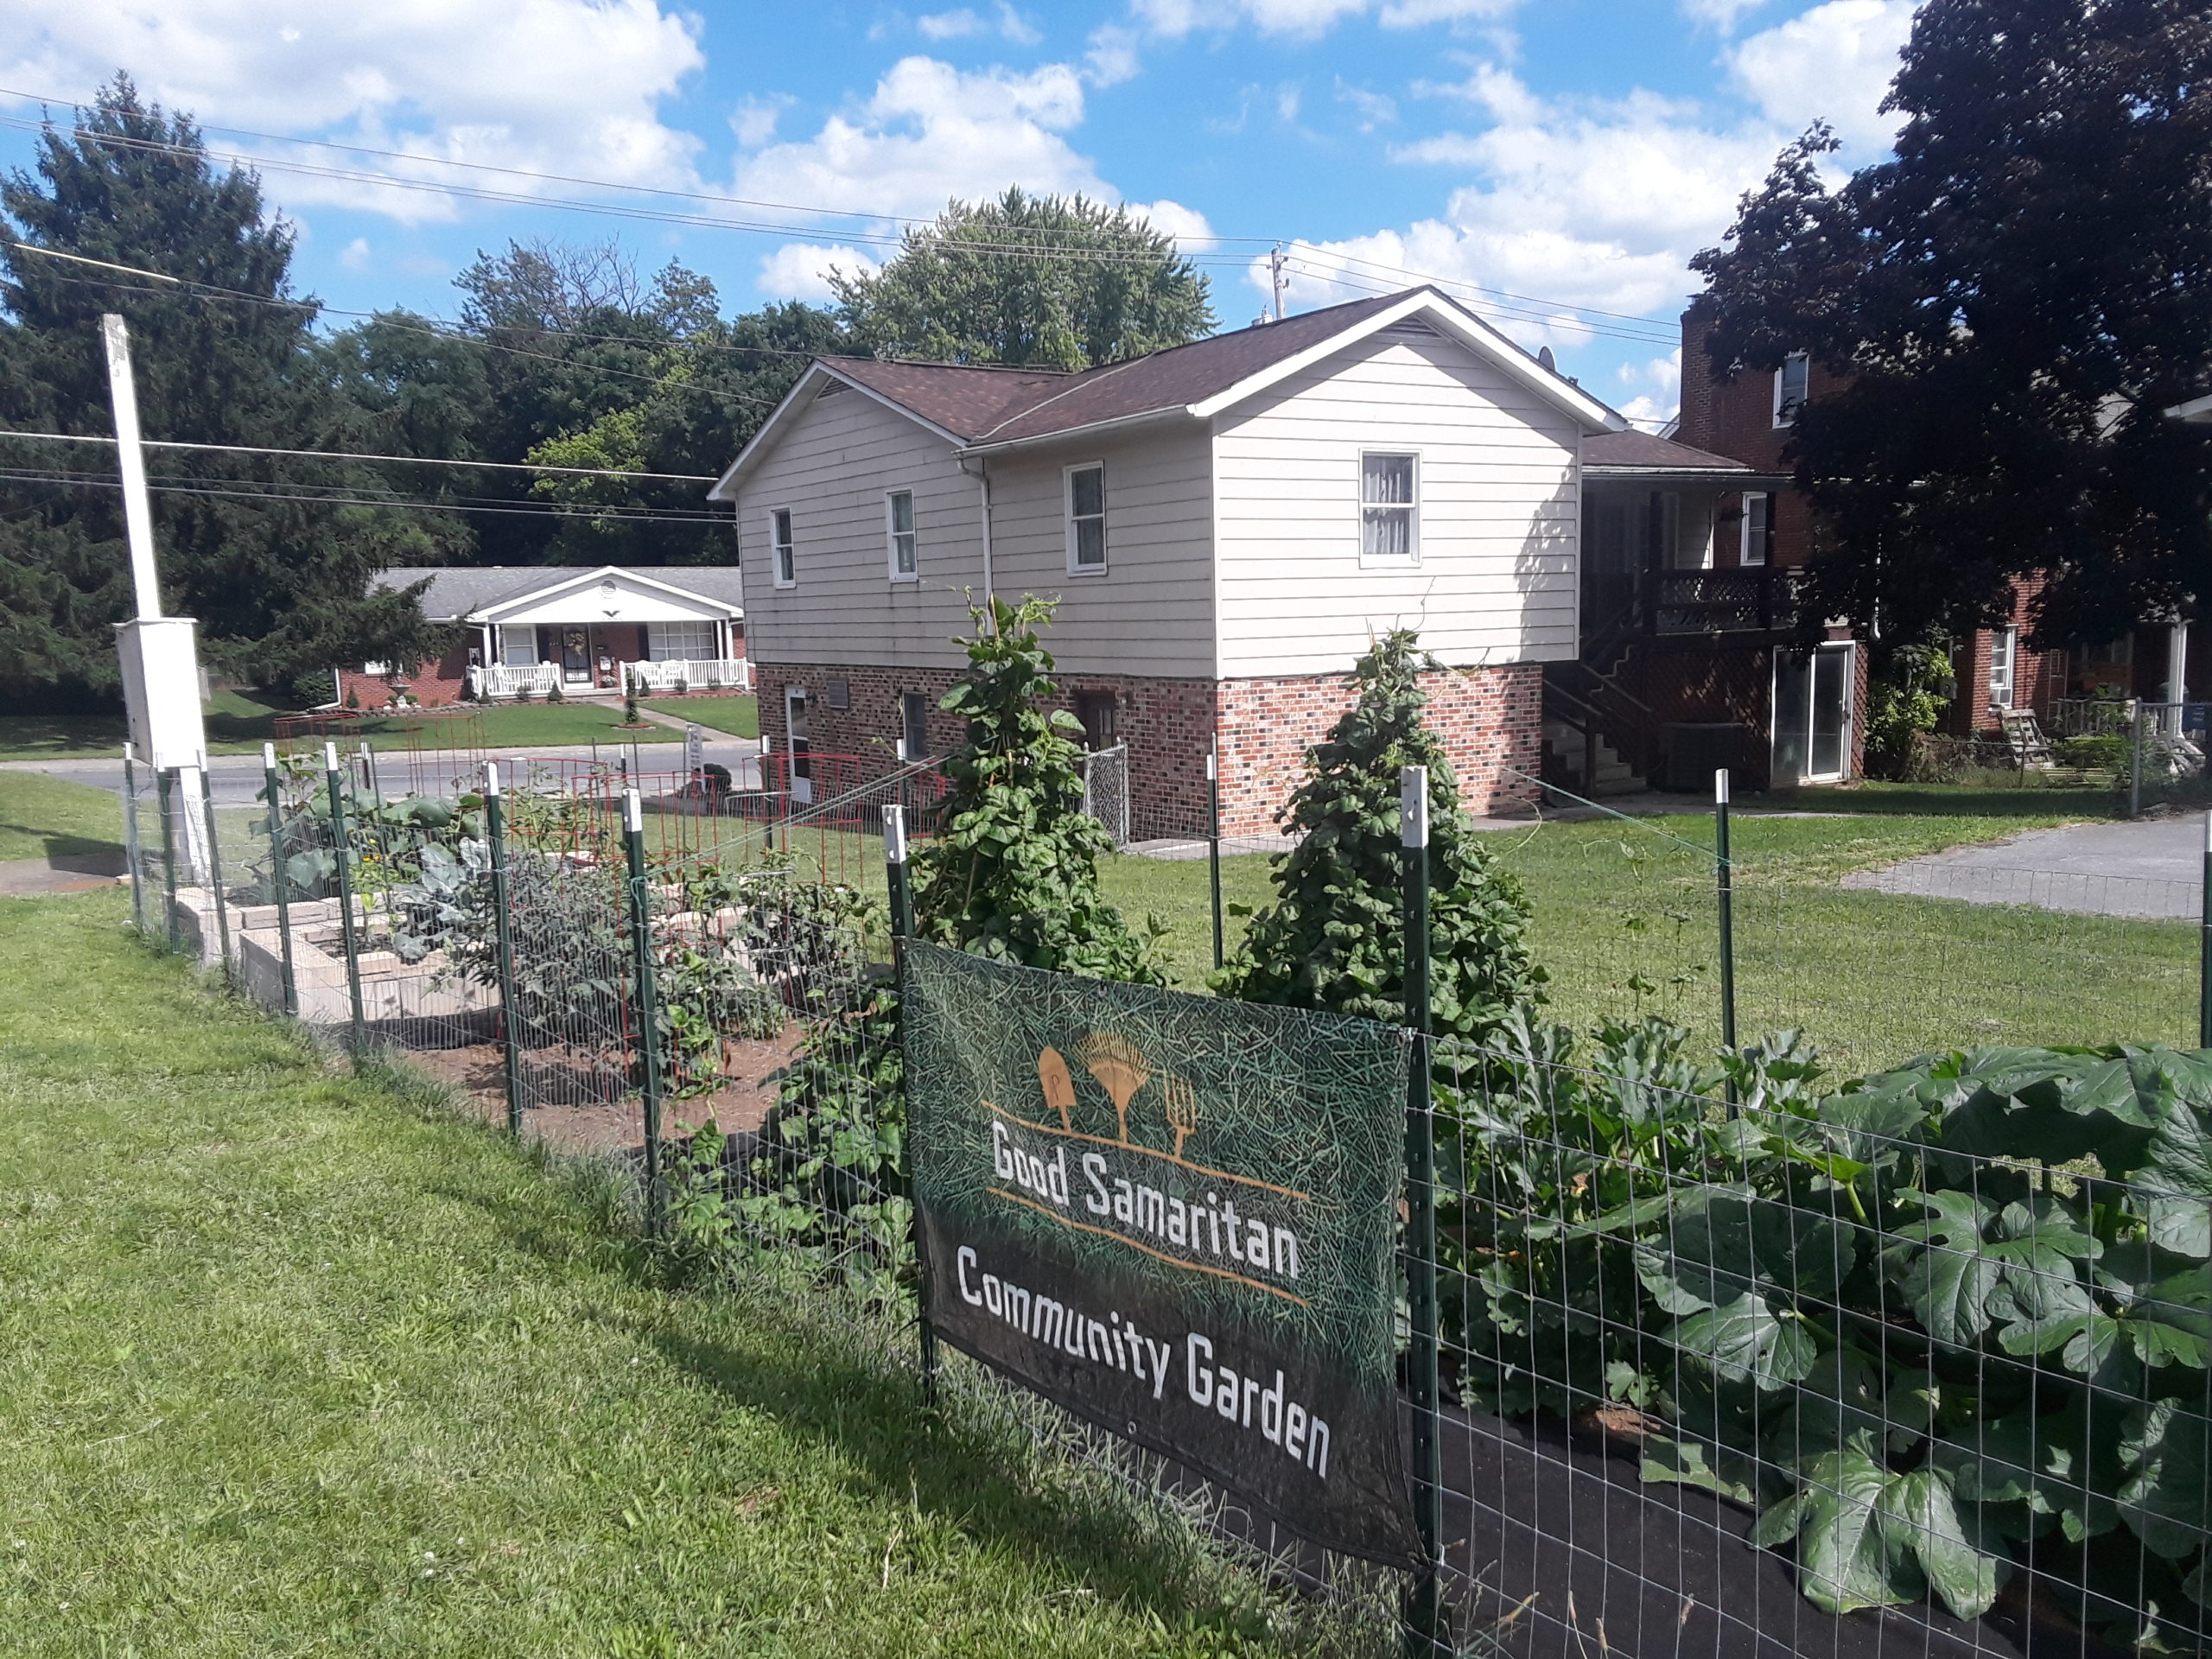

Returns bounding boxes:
[339,643,472,711]
[759,658,1545,841]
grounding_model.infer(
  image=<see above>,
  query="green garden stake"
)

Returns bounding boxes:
[1716,767,1738,1099]
[200,760,232,979]
[885,802,937,1403]
[263,742,297,1017]
[623,786,666,1241]
[326,741,368,1052]
[486,763,524,1136]
[1398,764,1447,1659]
[1208,743,1224,972]
[122,741,144,933]
[158,766,181,951]
[2200,811,2211,1050]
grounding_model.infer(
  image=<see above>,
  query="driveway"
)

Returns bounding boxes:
[1841,813,2207,920]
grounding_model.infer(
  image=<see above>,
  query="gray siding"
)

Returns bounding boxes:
[1212,329,1581,678]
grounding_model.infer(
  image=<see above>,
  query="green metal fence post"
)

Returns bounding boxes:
[623,786,666,1241]
[1716,767,1738,1089]
[1207,742,1224,972]
[1399,764,1446,1657]
[486,763,524,1136]
[263,743,298,1017]
[200,760,232,979]
[325,741,368,1051]
[2200,810,2210,1050]
[158,766,181,951]
[2131,704,2146,820]
[885,802,937,1403]
[122,741,145,934]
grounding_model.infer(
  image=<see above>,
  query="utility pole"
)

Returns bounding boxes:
[105,313,211,882]
[1268,244,1287,323]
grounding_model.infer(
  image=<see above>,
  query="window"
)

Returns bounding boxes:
[1361,452,1418,562]
[499,625,539,666]
[1773,353,1809,428]
[647,621,716,661]
[1074,691,1119,751]
[1065,464,1106,572]
[1656,491,1685,568]
[901,692,931,762]
[1739,493,1773,567]
[770,506,796,587]
[886,490,917,580]
[1989,626,2017,709]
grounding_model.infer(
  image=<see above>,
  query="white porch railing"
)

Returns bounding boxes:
[471,663,562,699]
[620,658,752,694]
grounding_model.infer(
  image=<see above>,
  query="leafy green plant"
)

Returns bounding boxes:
[2053,734,2130,772]
[1215,626,1539,1038]
[1866,642,1955,780]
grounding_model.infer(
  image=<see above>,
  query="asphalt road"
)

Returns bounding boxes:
[1841,812,2208,919]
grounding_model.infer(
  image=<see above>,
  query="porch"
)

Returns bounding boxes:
[467,617,748,702]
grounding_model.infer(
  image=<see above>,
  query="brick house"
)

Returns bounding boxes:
[706,287,1624,836]
[339,564,747,709]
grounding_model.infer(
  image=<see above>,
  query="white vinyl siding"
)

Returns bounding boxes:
[887,489,917,581]
[1360,451,1418,563]
[1211,327,1581,677]
[648,621,716,661]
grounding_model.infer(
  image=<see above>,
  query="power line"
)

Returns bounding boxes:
[0,464,732,524]
[0,426,717,480]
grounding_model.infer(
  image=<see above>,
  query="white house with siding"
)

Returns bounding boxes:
[707,287,1624,836]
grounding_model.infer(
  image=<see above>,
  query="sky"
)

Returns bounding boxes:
[0,0,1922,429]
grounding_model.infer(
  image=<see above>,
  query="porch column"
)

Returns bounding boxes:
[2169,621,2190,704]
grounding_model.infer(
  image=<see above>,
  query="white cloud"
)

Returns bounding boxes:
[733,57,1103,223]
[339,235,372,272]
[731,94,795,149]
[756,241,880,302]
[1338,81,1399,130]
[1275,83,1303,123]
[1726,0,1916,149]
[1681,0,1768,31]
[1129,196,1216,250]
[0,0,706,225]
[1128,0,1520,39]
[916,3,1044,44]
[1084,25,1143,86]
[1614,347,1681,428]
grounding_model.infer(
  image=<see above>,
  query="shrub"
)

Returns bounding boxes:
[547,682,564,704]
[2053,733,2131,772]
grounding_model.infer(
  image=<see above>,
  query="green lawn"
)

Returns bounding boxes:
[0,893,1320,1657]
[0,690,296,760]
[0,771,123,861]
[0,698,692,763]
[651,694,759,740]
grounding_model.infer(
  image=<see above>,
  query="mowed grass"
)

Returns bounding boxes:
[0,771,124,861]
[652,694,759,740]
[0,690,295,760]
[0,893,1330,1658]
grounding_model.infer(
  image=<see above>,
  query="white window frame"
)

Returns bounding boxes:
[1989,626,2017,709]
[1359,449,1421,567]
[1773,353,1809,429]
[1065,461,1107,575]
[885,489,918,582]
[647,621,716,662]
[499,625,540,667]
[769,505,796,588]
[1739,492,1772,568]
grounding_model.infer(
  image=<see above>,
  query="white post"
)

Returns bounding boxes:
[102,314,162,619]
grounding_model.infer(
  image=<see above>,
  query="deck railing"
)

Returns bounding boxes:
[620,658,752,694]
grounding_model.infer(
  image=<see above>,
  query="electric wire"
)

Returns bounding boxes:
[0,426,717,480]
[0,463,731,524]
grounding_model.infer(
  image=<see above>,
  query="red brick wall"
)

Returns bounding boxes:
[759,658,1545,841]
[338,643,472,710]
[1675,308,1842,572]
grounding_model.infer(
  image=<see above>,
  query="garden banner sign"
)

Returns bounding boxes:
[901,941,1421,1565]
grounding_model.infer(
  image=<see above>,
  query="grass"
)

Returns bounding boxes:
[0,892,1338,1658]
[651,694,759,740]
[0,690,296,760]
[0,772,123,862]
[1781,779,2120,819]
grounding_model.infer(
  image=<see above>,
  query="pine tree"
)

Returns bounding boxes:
[911,594,1164,982]
[1215,629,1540,1039]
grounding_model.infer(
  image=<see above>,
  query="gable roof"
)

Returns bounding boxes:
[1583,430,1757,473]
[708,287,1626,499]
[372,564,744,620]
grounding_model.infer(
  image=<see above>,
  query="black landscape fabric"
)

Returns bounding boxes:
[902,941,1422,1566]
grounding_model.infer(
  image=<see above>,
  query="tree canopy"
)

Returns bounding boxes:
[1691,0,2212,650]
[831,188,1216,370]
[0,77,449,708]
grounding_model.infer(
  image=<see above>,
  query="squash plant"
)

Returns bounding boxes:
[1453,1032,2212,1647]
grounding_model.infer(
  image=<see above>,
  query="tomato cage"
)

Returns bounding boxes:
[271,707,488,800]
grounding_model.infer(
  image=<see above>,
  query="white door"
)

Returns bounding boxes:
[1771,642,1855,785]
[784,686,813,806]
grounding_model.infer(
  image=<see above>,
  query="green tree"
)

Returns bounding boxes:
[832,188,1215,370]
[1215,629,1539,1039]
[0,76,449,708]
[911,594,1165,982]
[1690,0,2212,651]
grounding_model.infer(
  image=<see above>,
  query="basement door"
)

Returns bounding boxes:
[1771,642,1854,785]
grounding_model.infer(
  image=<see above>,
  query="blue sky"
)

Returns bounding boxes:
[0,0,1919,427]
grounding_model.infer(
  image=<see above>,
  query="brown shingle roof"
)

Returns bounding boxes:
[1583,430,1756,472]
[824,290,1417,446]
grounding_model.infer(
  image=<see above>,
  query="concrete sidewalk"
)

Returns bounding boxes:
[1842,813,2206,919]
